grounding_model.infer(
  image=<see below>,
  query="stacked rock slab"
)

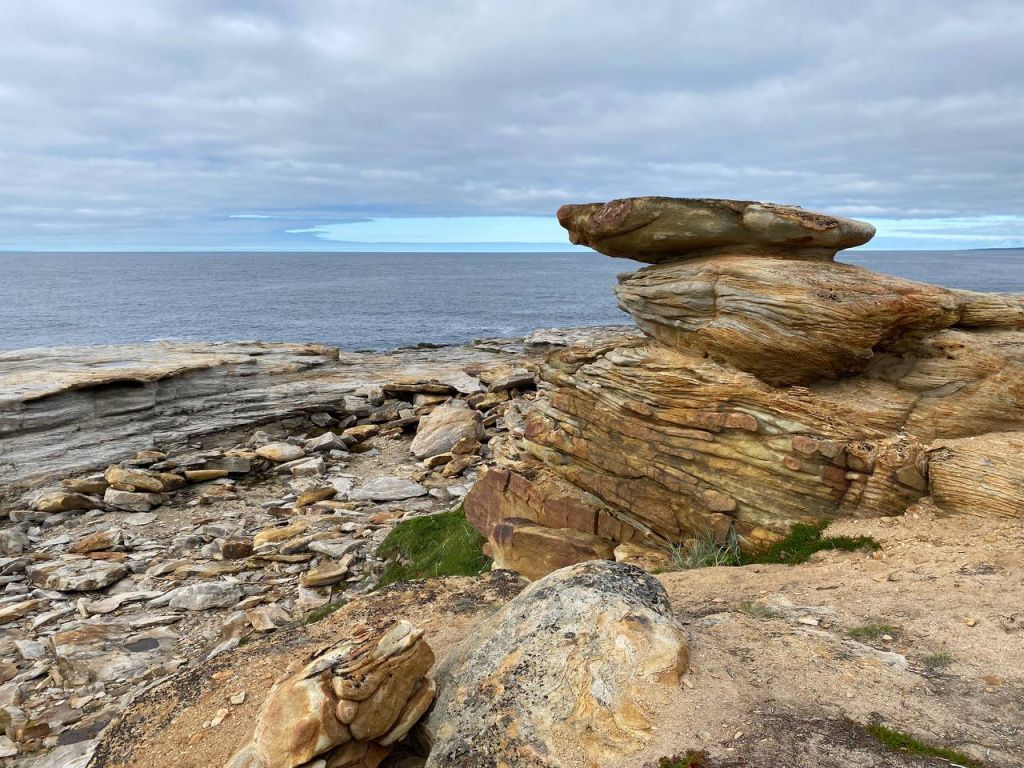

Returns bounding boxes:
[466,197,1024,562]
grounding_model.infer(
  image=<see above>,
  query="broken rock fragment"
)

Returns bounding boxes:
[225,620,434,768]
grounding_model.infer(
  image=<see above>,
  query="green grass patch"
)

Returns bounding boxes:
[657,751,709,768]
[848,623,901,642]
[375,506,490,589]
[865,723,981,767]
[745,521,879,566]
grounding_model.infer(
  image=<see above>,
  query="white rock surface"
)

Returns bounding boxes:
[351,476,429,501]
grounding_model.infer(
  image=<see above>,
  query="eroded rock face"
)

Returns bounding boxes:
[557,196,875,262]
[423,561,689,767]
[467,197,1024,559]
[225,620,435,768]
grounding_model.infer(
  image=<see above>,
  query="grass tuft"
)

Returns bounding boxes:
[303,601,346,625]
[745,521,879,565]
[848,623,901,642]
[657,751,709,768]
[667,528,743,571]
[375,505,490,589]
[922,651,955,673]
[865,723,981,767]
[738,600,781,619]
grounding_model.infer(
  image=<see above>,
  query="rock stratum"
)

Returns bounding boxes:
[0,332,618,490]
[468,196,1024,559]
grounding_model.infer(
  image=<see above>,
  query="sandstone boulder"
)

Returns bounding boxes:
[255,442,306,463]
[225,620,434,768]
[557,196,875,262]
[487,517,615,580]
[410,401,483,460]
[105,465,165,492]
[31,489,102,513]
[423,561,689,767]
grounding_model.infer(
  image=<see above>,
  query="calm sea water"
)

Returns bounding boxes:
[0,249,1021,351]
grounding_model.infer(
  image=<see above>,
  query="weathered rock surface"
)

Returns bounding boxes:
[487,517,615,581]
[468,197,1024,560]
[557,196,875,263]
[0,328,628,765]
[423,561,689,767]
[225,620,434,768]
[410,401,483,459]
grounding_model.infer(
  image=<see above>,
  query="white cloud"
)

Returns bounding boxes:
[0,1,1021,249]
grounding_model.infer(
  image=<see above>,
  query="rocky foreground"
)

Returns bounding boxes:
[1,197,1022,768]
[0,328,627,766]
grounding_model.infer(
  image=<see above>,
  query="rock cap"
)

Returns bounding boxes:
[557,196,875,263]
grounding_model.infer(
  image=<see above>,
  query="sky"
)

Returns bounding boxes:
[1,1,1022,252]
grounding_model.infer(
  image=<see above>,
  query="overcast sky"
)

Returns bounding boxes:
[1,1,1022,251]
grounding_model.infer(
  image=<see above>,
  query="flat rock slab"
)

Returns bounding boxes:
[26,556,128,592]
[350,477,429,501]
[165,581,244,611]
[557,196,875,262]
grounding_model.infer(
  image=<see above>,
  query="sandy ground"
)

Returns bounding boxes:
[89,505,1023,768]
[635,506,1024,767]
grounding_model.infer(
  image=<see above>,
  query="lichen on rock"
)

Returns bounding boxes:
[423,560,689,767]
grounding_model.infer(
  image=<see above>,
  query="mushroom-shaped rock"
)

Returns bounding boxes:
[225,620,434,768]
[557,196,874,263]
[423,561,689,767]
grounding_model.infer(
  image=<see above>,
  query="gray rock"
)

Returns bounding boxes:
[289,456,327,477]
[104,487,162,512]
[308,539,362,560]
[350,477,429,502]
[304,431,347,452]
[209,455,252,474]
[51,621,178,685]
[167,581,243,611]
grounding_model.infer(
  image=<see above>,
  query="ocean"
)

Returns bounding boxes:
[1,249,1022,351]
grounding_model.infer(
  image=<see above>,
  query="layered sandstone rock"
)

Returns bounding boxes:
[225,620,435,768]
[423,561,689,767]
[467,197,1024,570]
[556,196,875,262]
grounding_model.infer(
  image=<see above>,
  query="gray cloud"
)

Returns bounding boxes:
[0,0,1022,248]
